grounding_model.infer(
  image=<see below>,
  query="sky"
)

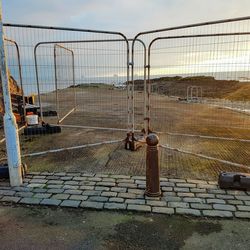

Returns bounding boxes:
[2,0,250,37]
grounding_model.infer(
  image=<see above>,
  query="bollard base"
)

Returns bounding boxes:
[145,190,162,197]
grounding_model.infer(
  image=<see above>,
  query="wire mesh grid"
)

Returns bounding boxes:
[133,17,250,174]
[1,18,250,180]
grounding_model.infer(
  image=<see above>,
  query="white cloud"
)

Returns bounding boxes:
[3,0,250,37]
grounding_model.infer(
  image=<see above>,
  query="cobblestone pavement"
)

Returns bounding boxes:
[1,172,250,219]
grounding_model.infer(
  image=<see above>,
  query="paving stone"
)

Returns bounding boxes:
[69,195,88,201]
[135,180,146,185]
[216,194,235,200]
[0,190,16,196]
[15,192,34,198]
[80,185,95,190]
[196,193,215,198]
[117,179,134,183]
[66,172,81,176]
[190,188,206,193]
[111,187,127,193]
[235,212,250,219]
[32,188,47,193]
[208,189,226,194]
[118,192,137,199]
[227,190,247,196]
[96,182,116,187]
[101,191,117,197]
[13,187,33,192]
[169,179,186,183]
[33,193,52,199]
[47,180,64,185]
[186,179,208,184]
[177,192,195,197]
[203,210,233,218]
[183,197,204,203]
[160,182,175,187]
[95,186,110,191]
[237,205,250,212]
[94,174,108,178]
[61,200,80,208]
[213,204,236,211]
[162,192,176,197]
[80,181,96,186]
[190,203,212,210]
[227,200,243,205]
[235,195,250,201]
[63,185,79,190]
[168,202,189,208]
[146,200,166,206]
[29,179,47,184]
[19,197,41,205]
[160,177,169,182]
[174,187,189,192]
[102,178,116,182]
[207,199,226,204]
[244,201,250,206]
[47,185,63,189]
[152,207,174,214]
[127,204,151,212]
[40,198,61,206]
[162,187,173,192]
[80,201,104,209]
[52,194,70,200]
[176,183,196,188]
[54,172,67,176]
[176,208,201,216]
[87,177,102,182]
[109,197,124,203]
[162,196,182,202]
[40,172,54,176]
[145,196,161,201]
[104,202,127,210]
[127,189,144,195]
[46,176,60,180]
[138,184,146,189]
[64,181,79,186]
[27,184,46,188]
[64,189,82,195]
[82,190,102,196]
[125,199,145,205]
[72,177,87,181]
[208,181,218,185]
[1,196,21,203]
[110,175,131,179]
[131,176,146,180]
[47,189,64,194]
[197,184,218,189]
[61,176,73,181]
[89,196,109,202]
[117,183,137,188]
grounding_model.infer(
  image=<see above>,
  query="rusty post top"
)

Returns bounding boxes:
[146,133,159,146]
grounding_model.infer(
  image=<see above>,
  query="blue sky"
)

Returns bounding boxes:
[3,0,250,36]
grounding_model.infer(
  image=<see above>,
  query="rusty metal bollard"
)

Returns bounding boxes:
[145,133,161,197]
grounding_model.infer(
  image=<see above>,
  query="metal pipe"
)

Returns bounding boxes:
[145,133,161,197]
[0,2,22,186]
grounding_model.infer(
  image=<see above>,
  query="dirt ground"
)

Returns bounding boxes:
[0,87,250,180]
[0,204,250,250]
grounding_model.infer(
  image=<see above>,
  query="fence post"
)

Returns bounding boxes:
[0,1,23,186]
[145,133,161,197]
